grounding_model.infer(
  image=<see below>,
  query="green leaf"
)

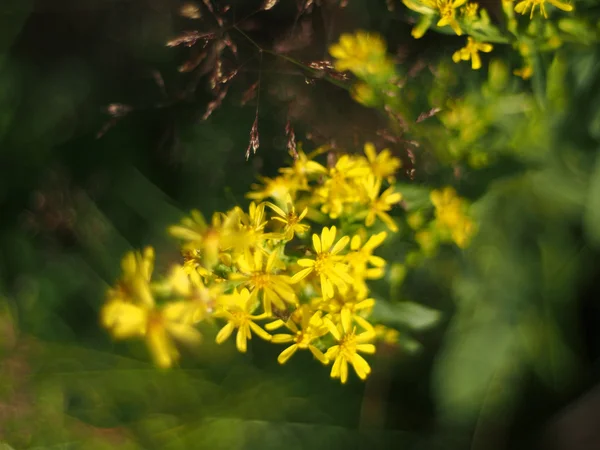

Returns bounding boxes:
[372,300,441,331]
[583,152,600,246]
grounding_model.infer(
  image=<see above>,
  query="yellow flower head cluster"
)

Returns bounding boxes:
[514,0,573,19]
[452,37,494,70]
[408,186,476,259]
[101,143,404,384]
[329,31,396,82]
[403,0,469,38]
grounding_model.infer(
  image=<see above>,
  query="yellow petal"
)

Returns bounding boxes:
[216,322,234,344]
[277,344,298,364]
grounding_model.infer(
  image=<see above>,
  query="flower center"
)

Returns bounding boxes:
[251,272,271,289]
[313,252,332,274]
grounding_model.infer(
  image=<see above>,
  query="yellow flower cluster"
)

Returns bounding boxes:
[329,31,395,82]
[101,143,404,384]
[409,186,476,259]
[514,0,573,19]
[329,31,398,107]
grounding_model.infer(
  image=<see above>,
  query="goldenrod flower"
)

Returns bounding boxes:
[213,288,272,353]
[351,82,378,107]
[436,0,468,34]
[105,247,155,307]
[324,316,376,384]
[102,297,202,368]
[229,249,297,316]
[329,31,394,80]
[162,264,223,321]
[227,202,269,255]
[265,195,310,240]
[462,2,479,19]
[514,0,573,19]
[317,291,376,334]
[430,187,476,248]
[279,149,327,184]
[346,231,388,281]
[514,65,534,79]
[247,175,301,204]
[452,37,493,70]
[316,155,370,219]
[270,305,329,365]
[364,143,402,183]
[374,324,400,345]
[364,176,402,232]
[169,211,231,269]
[291,226,353,299]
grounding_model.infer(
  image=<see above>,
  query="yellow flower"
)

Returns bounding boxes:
[317,292,376,334]
[364,176,402,232]
[279,148,327,182]
[431,187,466,230]
[514,0,573,19]
[324,316,376,384]
[374,324,400,345]
[314,155,370,219]
[291,226,353,299]
[431,0,468,35]
[346,231,388,281]
[462,2,479,19]
[514,65,534,79]
[364,142,402,182]
[163,264,223,321]
[247,175,301,204]
[430,187,476,248]
[214,288,272,353]
[229,249,297,316]
[329,31,394,80]
[169,211,231,269]
[102,298,202,368]
[107,247,155,307]
[452,37,493,70]
[265,195,310,240]
[227,202,269,255]
[270,305,329,365]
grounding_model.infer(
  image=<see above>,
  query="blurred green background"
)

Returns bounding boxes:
[1,0,600,449]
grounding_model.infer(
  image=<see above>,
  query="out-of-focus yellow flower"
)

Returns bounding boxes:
[452,37,493,70]
[265,195,310,240]
[407,211,426,230]
[229,249,297,316]
[430,187,476,248]
[329,31,395,80]
[103,297,195,368]
[514,65,534,79]
[227,202,269,256]
[351,82,378,107]
[364,143,402,183]
[213,288,272,353]
[364,175,402,232]
[514,0,573,19]
[270,305,329,365]
[107,247,155,307]
[169,211,230,269]
[346,231,388,280]
[415,229,439,255]
[324,316,376,384]
[247,175,302,204]
[162,264,223,321]
[279,148,327,188]
[374,324,400,345]
[291,226,353,299]
[463,2,479,19]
